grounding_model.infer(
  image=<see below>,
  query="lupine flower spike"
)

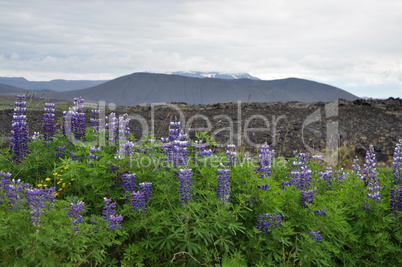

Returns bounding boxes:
[255,213,282,235]
[300,190,315,208]
[43,103,55,142]
[179,168,193,205]
[102,197,123,230]
[255,143,275,178]
[310,230,323,243]
[10,94,29,161]
[390,186,402,217]
[132,191,147,212]
[226,144,237,166]
[393,140,402,185]
[364,145,380,202]
[67,201,85,234]
[217,167,231,203]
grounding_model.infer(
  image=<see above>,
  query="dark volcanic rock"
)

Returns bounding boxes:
[0,98,400,164]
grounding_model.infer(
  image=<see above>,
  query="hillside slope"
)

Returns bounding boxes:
[53,72,359,105]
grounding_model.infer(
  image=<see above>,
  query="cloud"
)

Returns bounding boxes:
[0,0,401,98]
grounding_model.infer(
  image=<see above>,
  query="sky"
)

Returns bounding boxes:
[1,0,402,98]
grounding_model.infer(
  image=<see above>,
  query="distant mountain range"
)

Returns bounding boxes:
[0,77,108,92]
[49,72,358,106]
[0,72,359,106]
[0,83,29,94]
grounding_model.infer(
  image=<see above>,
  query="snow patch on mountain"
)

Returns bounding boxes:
[168,71,260,80]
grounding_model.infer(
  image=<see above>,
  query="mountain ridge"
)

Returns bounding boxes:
[51,72,359,106]
[0,77,108,92]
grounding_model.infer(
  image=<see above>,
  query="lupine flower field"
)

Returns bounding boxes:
[1,95,402,266]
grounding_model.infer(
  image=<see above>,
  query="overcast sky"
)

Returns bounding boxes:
[1,0,401,98]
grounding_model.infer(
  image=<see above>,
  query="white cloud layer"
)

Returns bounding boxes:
[1,0,401,98]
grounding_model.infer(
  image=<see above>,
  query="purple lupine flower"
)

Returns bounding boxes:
[88,146,102,162]
[163,120,188,168]
[31,131,40,141]
[67,201,85,233]
[114,114,134,159]
[10,94,29,161]
[293,152,311,167]
[172,137,189,168]
[257,184,270,190]
[310,230,323,243]
[226,144,237,166]
[8,181,24,209]
[122,173,136,194]
[73,97,86,140]
[351,156,363,180]
[25,187,55,228]
[300,190,315,208]
[390,186,402,216]
[107,214,123,230]
[217,168,231,203]
[63,97,86,140]
[290,152,312,190]
[393,140,402,185]
[364,145,380,202]
[102,197,123,230]
[255,213,282,235]
[132,191,147,212]
[193,140,213,163]
[115,141,135,160]
[89,109,102,132]
[335,168,348,183]
[312,155,322,160]
[160,137,172,158]
[139,182,152,202]
[0,170,12,179]
[321,167,334,188]
[314,209,327,215]
[281,181,293,189]
[0,171,12,204]
[255,143,275,178]
[1,177,26,209]
[136,139,156,155]
[179,168,193,205]
[55,146,66,160]
[102,197,116,217]
[43,103,55,142]
[42,186,56,207]
[105,112,118,145]
[290,166,312,190]
[118,114,131,141]
[70,151,81,161]
[168,120,181,141]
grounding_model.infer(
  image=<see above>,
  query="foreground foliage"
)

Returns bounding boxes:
[0,96,401,266]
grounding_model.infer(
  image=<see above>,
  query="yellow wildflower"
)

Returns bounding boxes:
[53,173,58,176]
[54,192,59,197]
[58,188,63,191]
[43,184,48,187]
[45,178,51,181]
[37,184,43,187]
[62,183,66,188]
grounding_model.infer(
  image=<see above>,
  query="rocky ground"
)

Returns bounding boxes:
[1,98,401,165]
